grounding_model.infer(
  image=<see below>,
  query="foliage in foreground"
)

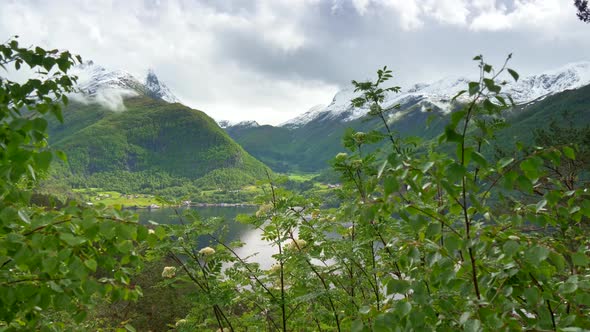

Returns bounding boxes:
[0,38,146,331]
[150,57,590,331]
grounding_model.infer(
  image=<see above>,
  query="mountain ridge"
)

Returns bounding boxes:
[222,62,590,172]
[278,61,590,129]
[71,61,181,105]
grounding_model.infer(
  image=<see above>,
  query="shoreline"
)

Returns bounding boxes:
[123,202,257,210]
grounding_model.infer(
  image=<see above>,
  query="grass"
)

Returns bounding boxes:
[74,185,267,207]
[72,174,332,208]
[74,188,161,207]
[286,172,320,182]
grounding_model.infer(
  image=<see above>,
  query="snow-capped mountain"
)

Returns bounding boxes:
[145,69,181,103]
[72,61,181,104]
[281,61,590,128]
[218,119,260,129]
[280,104,326,129]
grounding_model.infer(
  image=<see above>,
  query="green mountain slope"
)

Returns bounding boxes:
[496,84,590,146]
[227,99,450,172]
[226,86,590,173]
[48,96,269,192]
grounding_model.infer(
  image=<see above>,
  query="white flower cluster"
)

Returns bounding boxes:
[270,264,281,273]
[287,239,307,251]
[162,266,176,278]
[256,203,273,218]
[199,246,216,256]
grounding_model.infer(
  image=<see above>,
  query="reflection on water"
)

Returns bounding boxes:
[135,206,279,269]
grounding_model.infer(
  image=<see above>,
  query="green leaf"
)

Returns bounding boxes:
[572,252,589,266]
[421,161,435,174]
[17,210,31,224]
[524,287,540,305]
[502,240,520,257]
[359,305,371,315]
[383,176,399,197]
[497,157,514,169]
[124,324,137,332]
[445,127,463,142]
[464,319,482,332]
[351,320,365,332]
[34,150,53,171]
[525,246,549,265]
[535,199,547,213]
[563,146,576,160]
[55,150,68,162]
[396,301,412,317]
[446,163,466,183]
[59,233,87,246]
[387,278,411,295]
[507,68,519,82]
[450,110,467,126]
[377,159,388,178]
[559,282,578,294]
[470,151,488,168]
[468,82,480,96]
[452,90,467,102]
[84,259,97,272]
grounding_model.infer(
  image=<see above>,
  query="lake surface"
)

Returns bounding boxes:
[136,206,278,269]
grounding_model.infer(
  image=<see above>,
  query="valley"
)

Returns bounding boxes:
[44,60,590,207]
[2,25,590,330]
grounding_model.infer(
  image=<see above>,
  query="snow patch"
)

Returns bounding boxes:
[217,119,260,129]
[145,69,181,103]
[280,61,590,127]
[70,61,181,110]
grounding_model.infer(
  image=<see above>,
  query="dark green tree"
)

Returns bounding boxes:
[575,0,590,22]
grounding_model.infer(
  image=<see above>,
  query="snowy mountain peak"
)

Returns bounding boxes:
[280,61,590,128]
[145,69,181,103]
[217,120,234,128]
[280,104,327,128]
[73,61,142,96]
[218,119,260,129]
[507,61,590,103]
[72,61,180,104]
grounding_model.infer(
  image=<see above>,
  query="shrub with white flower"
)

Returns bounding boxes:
[161,266,176,278]
[270,264,280,273]
[148,229,155,234]
[335,152,348,161]
[287,239,307,251]
[256,203,273,218]
[198,246,215,256]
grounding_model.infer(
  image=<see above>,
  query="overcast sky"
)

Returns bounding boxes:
[1,0,589,125]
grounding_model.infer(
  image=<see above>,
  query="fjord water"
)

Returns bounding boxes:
[135,206,277,268]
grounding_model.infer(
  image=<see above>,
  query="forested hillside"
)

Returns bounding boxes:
[47,96,270,192]
[226,84,590,173]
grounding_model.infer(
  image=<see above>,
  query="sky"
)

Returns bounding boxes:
[1,0,589,125]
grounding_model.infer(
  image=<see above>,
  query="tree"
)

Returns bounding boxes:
[150,56,590,331]
[575,0,590,22]
[0,37,148,330]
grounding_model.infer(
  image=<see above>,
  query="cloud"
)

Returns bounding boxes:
[470,0,569,32]
[69,89,139,112]
[0,0,589,125]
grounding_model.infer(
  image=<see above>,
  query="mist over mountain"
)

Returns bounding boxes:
[69,61,181,111]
